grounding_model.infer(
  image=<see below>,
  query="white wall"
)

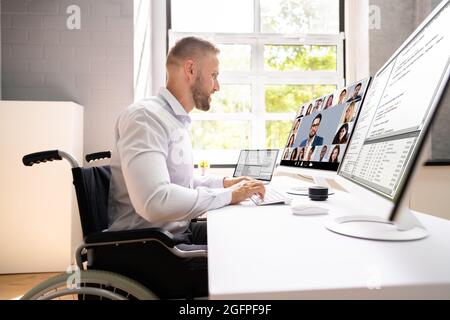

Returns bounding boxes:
[0,101,83,273]
[345,0,370,84]
[0,1,3,100]
[411,166,450,221]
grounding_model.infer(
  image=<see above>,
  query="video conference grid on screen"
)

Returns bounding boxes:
[280,78,371,171]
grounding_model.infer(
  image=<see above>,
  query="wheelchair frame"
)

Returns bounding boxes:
[21,150,207,300]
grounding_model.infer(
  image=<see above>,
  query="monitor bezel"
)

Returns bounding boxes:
[232,149,280,182]
[336,0,450,221]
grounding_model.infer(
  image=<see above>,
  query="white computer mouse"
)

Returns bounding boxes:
[290,201,329,216]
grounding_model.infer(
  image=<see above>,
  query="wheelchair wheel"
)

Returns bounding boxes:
[21,270,158,300]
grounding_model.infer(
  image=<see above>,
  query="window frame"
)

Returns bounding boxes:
[168,0,345,165]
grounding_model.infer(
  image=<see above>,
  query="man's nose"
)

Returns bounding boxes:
[214,79,220,92]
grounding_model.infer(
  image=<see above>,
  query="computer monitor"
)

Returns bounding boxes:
[327,0,450,241]
[277,78,371,188]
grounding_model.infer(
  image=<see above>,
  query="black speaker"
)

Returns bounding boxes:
[308,186,329,201]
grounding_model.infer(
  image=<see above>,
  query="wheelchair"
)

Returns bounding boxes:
[21,150,208,300]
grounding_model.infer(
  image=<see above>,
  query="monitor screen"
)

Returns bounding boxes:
[233,149,279,182]
[339,1,450,200]
[280,78,371,171]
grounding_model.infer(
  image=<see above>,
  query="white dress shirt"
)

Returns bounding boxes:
[108,87,232,235]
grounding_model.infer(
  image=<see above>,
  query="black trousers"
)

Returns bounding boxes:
[173,221,208,298]
[176,220,208,247]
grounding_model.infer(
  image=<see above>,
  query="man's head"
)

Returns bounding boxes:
[166,37,220,112]
[315,99,323,109]
[352,83,362,98]
[320,145,328,159]
[309,114,322,139]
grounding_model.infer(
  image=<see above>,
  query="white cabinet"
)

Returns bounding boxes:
[0,101,83,274]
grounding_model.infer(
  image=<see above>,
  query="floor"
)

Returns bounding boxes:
[0,272,60,300]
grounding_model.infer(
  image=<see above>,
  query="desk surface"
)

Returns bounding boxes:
[207,176,450,299]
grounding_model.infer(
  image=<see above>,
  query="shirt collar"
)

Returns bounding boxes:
[158,87,191,124]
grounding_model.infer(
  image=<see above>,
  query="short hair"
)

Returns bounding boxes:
[313,113,322,123]
[166,37,220,67]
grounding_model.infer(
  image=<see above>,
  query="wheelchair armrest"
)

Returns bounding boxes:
[76,227,206,269]
[84,227,175,248]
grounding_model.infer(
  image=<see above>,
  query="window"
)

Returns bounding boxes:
[170,0,344,164]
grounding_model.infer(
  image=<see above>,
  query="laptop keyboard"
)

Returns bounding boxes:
[250,187,291,206]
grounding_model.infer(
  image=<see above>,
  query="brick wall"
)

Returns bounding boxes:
[1,0,134,156]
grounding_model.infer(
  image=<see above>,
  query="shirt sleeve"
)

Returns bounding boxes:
[117,108,232,224]
[193,175,225,189]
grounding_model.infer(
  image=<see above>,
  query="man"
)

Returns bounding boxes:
[312,98,323,113]
[347,83,363,102]
[300,114,324,147]
[107,37,265,297]
[319,145,328,162]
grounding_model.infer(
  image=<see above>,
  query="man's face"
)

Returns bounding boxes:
[353,85,361,98]
[192,54,220,111]
[309,117,321,138]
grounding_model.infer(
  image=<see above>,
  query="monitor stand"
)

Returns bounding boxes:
[287,176,334,196]
[325,193,428,241]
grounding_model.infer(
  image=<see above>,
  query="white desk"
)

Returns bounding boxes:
[207,176,450,299]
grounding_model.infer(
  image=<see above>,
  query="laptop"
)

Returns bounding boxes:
[233,149,279,183]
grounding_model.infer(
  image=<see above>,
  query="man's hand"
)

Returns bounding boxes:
[223,176,253,188]
[230,180,266,205]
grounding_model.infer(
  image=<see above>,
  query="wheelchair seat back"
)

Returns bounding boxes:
[71,166,111,237]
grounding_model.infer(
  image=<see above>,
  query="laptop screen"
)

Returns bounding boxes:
[233,149,279,182]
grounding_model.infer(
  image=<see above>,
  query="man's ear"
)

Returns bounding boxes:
[184,59,195,80]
